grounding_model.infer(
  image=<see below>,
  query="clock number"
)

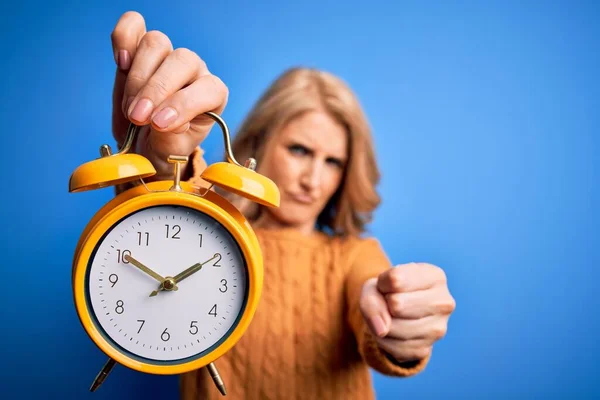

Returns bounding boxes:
[117,249,131,264]
[115,300,124,314]
[161,328,170,342]
[137,231,149,246]
[198,234,203,247]
[209,304,217,317]
[108,273,118,287]
[213,253,222,267]
[219,279,228,293]
[165,224,181,239]
[189,321,199,335]
[137,319,145,334]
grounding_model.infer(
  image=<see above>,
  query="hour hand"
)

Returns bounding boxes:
[149,262,201,297]
[124,254,177,290]
[172,262,203,284]
[150,253,219,297]
[174,253,220,284]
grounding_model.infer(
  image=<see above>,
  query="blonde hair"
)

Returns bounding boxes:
[226,67,381,236]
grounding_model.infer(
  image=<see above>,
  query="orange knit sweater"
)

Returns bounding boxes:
[179,148,429,399]
[179,228,429,400]
[119,147,430,399]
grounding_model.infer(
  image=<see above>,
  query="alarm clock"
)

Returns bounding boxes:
[68,112,279,395]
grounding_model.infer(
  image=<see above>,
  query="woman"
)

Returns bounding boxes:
[111,11,455,400]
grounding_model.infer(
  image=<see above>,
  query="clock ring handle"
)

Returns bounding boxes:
[203,111,256,170]
[115,112,256,171]
[108,122,140,156]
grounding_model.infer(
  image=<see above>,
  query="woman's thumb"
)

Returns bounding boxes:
[359,277,391,337]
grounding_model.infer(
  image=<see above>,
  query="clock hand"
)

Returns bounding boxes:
[149,253,219,297]
[124,254,178,290]
[174,253,220,283]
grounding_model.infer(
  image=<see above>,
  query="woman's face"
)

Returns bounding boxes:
[257,110,348,233]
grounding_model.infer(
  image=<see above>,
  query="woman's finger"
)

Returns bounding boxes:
[129,47,209,126]
[111,11,147,145]
[386,287,455,319]
[111,11,146,71]
[122,30,173,119]
[377,263,444,294]
[149,73,229,133]
[385,315,447,342]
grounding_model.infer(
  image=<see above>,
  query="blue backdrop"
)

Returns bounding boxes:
[0,0,598,398]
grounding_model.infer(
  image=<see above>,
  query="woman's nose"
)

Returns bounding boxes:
[300,160,323,191]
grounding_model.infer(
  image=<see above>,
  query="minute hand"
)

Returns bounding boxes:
[124,254,168,284]
[173,253,220,283]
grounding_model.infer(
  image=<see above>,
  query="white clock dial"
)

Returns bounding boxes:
[86,205,248,362]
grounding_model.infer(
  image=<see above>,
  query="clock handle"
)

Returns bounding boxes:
[203,111,257,171]
[97,122,143,157]
[89,357,117,392]
[207,362,227,396]
[116,111,256,171]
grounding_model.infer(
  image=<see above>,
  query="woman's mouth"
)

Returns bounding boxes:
[289,192,315,205]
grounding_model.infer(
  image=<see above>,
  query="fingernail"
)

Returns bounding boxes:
[152,107,178,129]
[372,315,387,337]
[123,96,135,116]
[118,49,131,70]
[129,98,154,123]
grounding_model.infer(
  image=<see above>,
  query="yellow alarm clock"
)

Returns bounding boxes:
[68,112,279,395]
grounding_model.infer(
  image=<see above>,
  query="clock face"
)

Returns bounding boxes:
[86,205,248,363]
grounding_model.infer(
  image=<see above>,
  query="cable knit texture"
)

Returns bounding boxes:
[117,147,430,399]
[177,147,429,399]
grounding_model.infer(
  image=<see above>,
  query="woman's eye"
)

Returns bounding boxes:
[326,158,344,169]
[289,144,309,155]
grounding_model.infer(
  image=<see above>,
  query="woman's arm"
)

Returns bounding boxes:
[344,238,431,377]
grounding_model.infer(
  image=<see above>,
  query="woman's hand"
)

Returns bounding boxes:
[360,263,456,364]
[110,11,229,179]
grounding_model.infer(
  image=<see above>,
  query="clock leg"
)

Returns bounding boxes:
[89,357,117,392]
[207,362,227,396]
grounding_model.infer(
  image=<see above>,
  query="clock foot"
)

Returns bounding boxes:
[207,362,227,396]
[89,357,117,392]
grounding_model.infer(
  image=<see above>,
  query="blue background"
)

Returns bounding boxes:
[0,0,598,398]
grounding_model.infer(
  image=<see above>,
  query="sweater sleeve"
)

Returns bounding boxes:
[185,146,211,188]
[344,237,430,377]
